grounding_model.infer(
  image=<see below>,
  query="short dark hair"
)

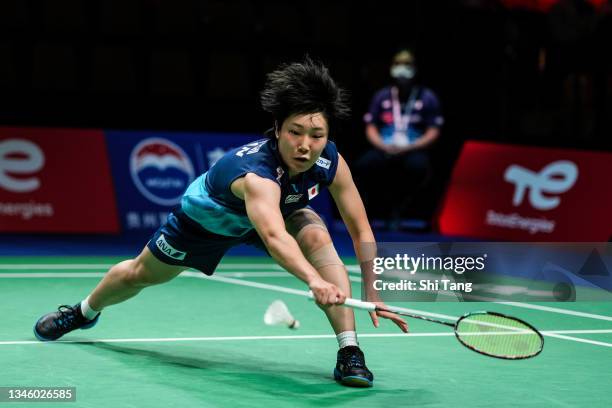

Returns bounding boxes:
[260,57,350,136]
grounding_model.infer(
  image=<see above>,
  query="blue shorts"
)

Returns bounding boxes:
[147,208,266,275]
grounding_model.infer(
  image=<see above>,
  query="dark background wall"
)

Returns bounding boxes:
[1,0,610,218]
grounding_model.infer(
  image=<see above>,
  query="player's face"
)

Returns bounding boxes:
[277,112,329,177]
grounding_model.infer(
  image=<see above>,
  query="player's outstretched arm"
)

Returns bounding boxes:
[329,155,375,254]
[239,173,346,306]
[329,156,408,332]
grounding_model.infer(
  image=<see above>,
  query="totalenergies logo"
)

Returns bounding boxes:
[0,139,44,193]
[504,161,578,211]
[130,138,195,206]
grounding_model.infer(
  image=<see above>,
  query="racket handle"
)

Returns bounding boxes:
[343,297,377,312]
[307,291,377,312]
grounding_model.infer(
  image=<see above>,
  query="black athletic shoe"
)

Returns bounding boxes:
[34,304,100,341]
[334,346,374,387]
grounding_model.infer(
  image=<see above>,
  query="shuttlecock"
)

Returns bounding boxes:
[264,300,300,329]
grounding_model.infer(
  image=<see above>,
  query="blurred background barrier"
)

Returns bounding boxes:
[1,0,611,250]
[0,127,119,233]
[0,127,334,244]
[437,141,612,241]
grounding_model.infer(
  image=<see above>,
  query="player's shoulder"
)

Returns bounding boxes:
[316,140,339,167]
[211,137,279,179]
[233,138,273,157]
[306,140,339,186]
[231,138,279,165]
[323,139,339,156]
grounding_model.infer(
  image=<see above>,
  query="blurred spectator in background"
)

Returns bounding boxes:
[354,48,444,229]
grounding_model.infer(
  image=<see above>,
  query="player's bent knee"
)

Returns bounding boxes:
[307,242,344,272]
[296,226,332,252]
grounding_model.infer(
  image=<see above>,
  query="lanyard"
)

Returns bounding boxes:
[391,86,419,133]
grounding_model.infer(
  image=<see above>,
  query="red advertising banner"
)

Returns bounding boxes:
[438,141,612,241]
[0,127,119,233]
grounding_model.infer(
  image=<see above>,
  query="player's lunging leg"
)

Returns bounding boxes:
[288,209,374,387]
[34,248,184,341]
[87,248,184,311]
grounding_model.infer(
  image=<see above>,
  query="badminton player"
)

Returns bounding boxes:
[34,58,408,387]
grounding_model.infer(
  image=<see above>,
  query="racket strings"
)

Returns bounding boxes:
[455,313,543,359]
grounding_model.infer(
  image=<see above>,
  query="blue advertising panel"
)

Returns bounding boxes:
[105,130,257,240]
[105,130,334,242]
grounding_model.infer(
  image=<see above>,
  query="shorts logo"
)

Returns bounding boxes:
[130,138,195,206]
[285,194,303,204]
[316,157,331,170]
[155,234,186,260]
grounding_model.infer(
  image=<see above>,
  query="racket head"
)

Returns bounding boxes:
[453,311,544,360]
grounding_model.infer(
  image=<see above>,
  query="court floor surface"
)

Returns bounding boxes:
[1,256,611,407]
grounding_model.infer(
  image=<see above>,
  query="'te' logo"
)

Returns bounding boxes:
[0,139,45,193]
[504,161,578,211]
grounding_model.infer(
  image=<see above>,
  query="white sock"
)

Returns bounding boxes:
[80,296,100,320]
[337,331,358,348]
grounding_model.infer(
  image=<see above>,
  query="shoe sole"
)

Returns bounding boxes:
[334,368,373,388]
[33,316,100,342]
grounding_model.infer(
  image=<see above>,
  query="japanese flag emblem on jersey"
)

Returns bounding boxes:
[308,184,320,200]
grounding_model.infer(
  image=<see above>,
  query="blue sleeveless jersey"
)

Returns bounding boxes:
[181,138,339,237]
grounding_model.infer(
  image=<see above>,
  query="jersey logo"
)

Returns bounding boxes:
[285,194,303,204]
[308,184,319,200]
[316,157,331,169]
[235,140,268,157]
[155,234,186,260]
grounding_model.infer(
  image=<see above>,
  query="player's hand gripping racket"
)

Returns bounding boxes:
[309,294,544,360]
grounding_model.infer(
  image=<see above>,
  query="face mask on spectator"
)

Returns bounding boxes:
[390,64,415,80]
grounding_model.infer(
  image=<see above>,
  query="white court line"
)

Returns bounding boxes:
[216,272,289,278]
[0,271,289,279]
[3,266,612,328]
[196,273,612,349]
[541,333,612,348]
[1,269,611,348]
[193,272,312,297]
[0,269,477,325]
[0,264,112,270]
[0,273,107,278]
[0,263,285,270]
[3,270,611,323]
[0,333,454,346]
[543,329,612,334]
[3,330,612,347]
[344,269,612,322]
[494,302,612,322]
[0,269,460,324]
[4,268,612,322]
